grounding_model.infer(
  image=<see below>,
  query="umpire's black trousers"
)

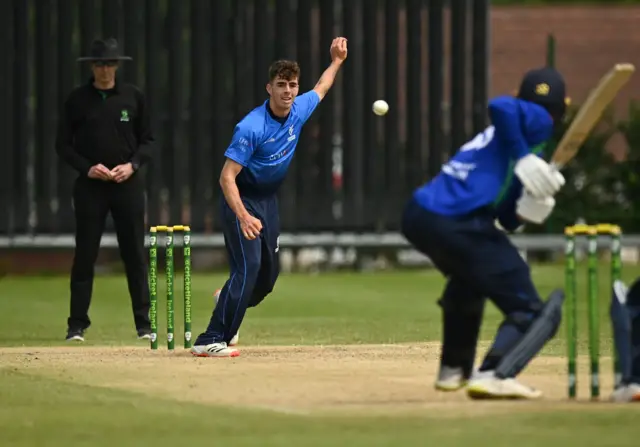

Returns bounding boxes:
[68,173,150,332]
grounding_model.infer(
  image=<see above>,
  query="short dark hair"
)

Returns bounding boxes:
[268,60,300,82]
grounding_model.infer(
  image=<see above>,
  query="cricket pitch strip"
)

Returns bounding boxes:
[0,343,619,416]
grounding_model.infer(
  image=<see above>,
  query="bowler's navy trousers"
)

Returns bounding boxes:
[194,194,280,345]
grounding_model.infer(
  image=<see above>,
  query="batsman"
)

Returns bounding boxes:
[611,278,640,402]
[401,67,568,399]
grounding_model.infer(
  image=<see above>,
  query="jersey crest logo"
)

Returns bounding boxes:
[287,125,296,142]
[120,109,130,122]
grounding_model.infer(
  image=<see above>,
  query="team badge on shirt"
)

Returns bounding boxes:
[287,125,296,142]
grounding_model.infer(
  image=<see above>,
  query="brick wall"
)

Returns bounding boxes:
[404,4,639,152]
[491,5,640,118]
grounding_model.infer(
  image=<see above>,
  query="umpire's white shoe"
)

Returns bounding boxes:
[190,342,240,358]
[435,366,468,391]
[611,383,640,403]
[466,370,542,400]
[213,288,240,346]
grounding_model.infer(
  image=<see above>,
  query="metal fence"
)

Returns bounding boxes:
[0,0,489,237]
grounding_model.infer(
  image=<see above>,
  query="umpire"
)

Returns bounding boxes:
[55,38,155,342]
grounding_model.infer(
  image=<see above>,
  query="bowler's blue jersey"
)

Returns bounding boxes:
[224,91,321,198]
[413,96,554,226]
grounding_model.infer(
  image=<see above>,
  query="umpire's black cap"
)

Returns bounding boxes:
[517,67,568,120]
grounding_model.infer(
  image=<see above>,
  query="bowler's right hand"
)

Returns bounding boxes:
[514,154,565,198]
[240,215,263,240]
[87,164,113,181]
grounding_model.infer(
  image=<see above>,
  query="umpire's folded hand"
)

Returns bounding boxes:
[88,163,113,181]
[110,163,135,183]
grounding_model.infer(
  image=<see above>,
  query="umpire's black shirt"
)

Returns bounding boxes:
[56,77,155,176]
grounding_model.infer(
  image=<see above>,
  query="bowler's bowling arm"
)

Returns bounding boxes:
[312,61,343,101]
[219,158,251,221]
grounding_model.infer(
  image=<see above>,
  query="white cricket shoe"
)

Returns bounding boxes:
[213,288,240,346]
[611,383,640,403]
[466,370,542,400]
[434,366,467,391]
[190,342,240,358]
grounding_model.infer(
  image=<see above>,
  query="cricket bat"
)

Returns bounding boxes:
[551,63,635,169]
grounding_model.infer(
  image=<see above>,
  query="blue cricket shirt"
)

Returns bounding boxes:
[413,96,554,229]
[224,91,321,198]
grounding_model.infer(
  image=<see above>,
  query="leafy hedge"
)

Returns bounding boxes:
[525,100,640,234]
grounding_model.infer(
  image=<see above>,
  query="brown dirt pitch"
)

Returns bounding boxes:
[0,343,619,416]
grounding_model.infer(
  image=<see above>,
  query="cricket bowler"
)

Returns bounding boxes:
[401,67,568,399]
[190,38,348,358]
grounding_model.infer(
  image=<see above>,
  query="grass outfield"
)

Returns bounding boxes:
[2,265,640,446]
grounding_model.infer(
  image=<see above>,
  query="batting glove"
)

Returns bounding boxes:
[516,190,556,224]
[514,153,565,198]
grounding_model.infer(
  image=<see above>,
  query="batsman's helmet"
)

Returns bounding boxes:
[517,67,569,121]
